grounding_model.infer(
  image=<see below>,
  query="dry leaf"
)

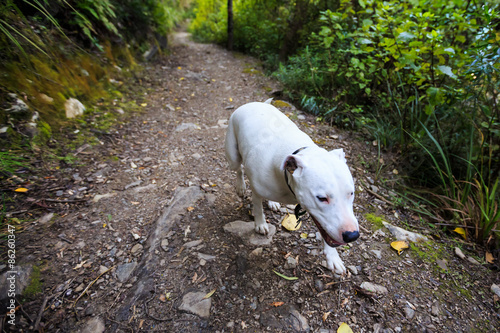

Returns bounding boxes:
[270,301,284,307]
[14,188,28,192]
[192,272,198,283]
[391,240,409,255]
[241,321,247,329]
[203,289,216,299]
[73,260,87,270]
[322,311,331,322]
[159,294,166,302]
[337,322,353,333]
[486,251,495,264]
[300,232,308,239]
[187,206,195,212]
[453,227,467,240]
[281,214,301,231]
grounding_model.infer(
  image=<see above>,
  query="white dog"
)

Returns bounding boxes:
[225,101,359,274]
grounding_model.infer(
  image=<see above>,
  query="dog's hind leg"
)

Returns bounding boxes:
[225,119,246,197]
[252,192,269,235]
[267,200,281,211]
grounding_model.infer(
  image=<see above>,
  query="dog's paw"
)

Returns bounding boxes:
[324,245,346,275]
[255,222,270,235]
[236,181,246,197]
[267,201,281,211]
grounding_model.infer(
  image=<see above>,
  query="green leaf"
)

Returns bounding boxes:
[437,65,457,79]
[397,31,416,41]
[273,270,298,280]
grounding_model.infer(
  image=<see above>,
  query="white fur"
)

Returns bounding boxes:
[225,102,359,274]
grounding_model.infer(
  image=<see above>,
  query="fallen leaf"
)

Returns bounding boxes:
[192,272,197,283]
[322,311,331,322]
[187,206,195,212]
[337,322,353,333]
[273,270,298,280]
[241,321,247,329]
[159,294,166,302]
[300,232,308,239]
[180,77,185,81]
[270,301,284,307]
[14,188,28,192]
[486,251,495,264]
[281,214,301,231]
[140,103,147,107]
[131,162,137,169]
[131,201,140,205]
[392,169,399,175]
[203,289,216,299]
[102,223,107,228]
[177,66,182,70]
[229,97,233,102]
[453,227,467,240]
[391,240,409,255]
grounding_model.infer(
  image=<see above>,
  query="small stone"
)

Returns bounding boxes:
[39,93,54,104]
[491,284,500,297]
[431,303,440,316]
[98,265,109,275]
[130,243,143,255]
[38,212,54,224]
[284,256,297,269]
[454,247,466,259]
[371,249,382,259]
[175,123,201,132]
[467,257,480,265]
[223,220,276,246]
[192,153,202,160]
[184,239,203,248]
[436,259,448,271]
[80,317,105,333]
[249,247,263,258]
[383,222,428,242]
[65,98,85,119]
[197,253,216,261]
[360,282,388,294]
[56,190,64,197]
[74,283,85,293]
[347,265,358,275]
[115,262,137,283]
[161,239,169,251]
[297,115,306,120]
[199,259,207,266]
[314,279,324,292]
[404,306,415,319]
[179,291,211,318]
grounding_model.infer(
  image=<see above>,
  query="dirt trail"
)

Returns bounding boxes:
[4,32,500,332]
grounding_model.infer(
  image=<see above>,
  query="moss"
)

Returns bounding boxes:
[242,67,262,75]
[271,100,293,109]
[23,265,42,298]
[364,213,386,230]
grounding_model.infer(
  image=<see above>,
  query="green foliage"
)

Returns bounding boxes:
[0,151,27,176]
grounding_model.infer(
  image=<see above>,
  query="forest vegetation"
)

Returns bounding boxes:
[1,0,499,247]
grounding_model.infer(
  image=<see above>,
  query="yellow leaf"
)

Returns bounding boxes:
[203,289,216,299]
[486,251,495,264]
[300,232,308,239]
[14,188,28,192]
[229,97,233,102]
[180,77,185,81]
[103,223,107,228]
[270,301,284,307]
[322,311,331,322]
[391,240,409,255]
[281,214,301,231]
[141,103,147,107]
[177,66,182,70]
[337,322,353,333]
[453,227,467,240]
[187,206,195,212]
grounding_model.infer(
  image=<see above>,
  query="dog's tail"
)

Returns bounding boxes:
[264,97,273,104]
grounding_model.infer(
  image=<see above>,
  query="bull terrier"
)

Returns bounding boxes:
[225,100,359,274]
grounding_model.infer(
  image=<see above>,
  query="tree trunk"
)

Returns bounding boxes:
[227,0,233,50]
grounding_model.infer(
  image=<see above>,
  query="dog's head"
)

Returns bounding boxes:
[282,147,359,247]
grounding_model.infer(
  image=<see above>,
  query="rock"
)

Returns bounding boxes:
[38,212,54,224]
[347,265,358,275]
[454,247,466,259]
[197,253,216,261]
[192,153,202,160]
[161,239,169,251]
[436,259,448,271]
[65,98,86,118]
[99,265,109,275]
[124,180,142,190]
[175,123,201,132]
[297,115,306,120]
[314,279,324,292]
[284,256,298,269]
[133,184,157,193]
[371,249,382,259]
[360,282,388,294]
[373,323,384,333]
[0,265,33,301]
[382,222,428,242]
[217,119,228,128]
[491,284,500,297]
[431,302,440,316]
[178,291,211,318]
[223,220,276,246]
[184,239,203,248]
[404,306,415,319]
[39,93,54,104]
[115,262,137,283]
[78,316,105,333]
[249,247,263,258]
[6,93,29,114]
[467,256,480,265]
[259,304,309,332]
[130,244,143,255]
[92,193,116,203]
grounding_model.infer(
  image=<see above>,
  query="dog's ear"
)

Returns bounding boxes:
[330,148,346,163]
[281,155,304,176]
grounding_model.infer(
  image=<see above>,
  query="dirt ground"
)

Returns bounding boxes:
[2,32,500,333]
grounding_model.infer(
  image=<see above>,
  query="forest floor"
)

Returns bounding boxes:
[2,31,500,333]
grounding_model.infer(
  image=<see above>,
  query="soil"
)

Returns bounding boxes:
[2,32,500,333]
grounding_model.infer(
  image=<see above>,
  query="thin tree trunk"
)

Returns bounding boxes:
[227,0,233,50]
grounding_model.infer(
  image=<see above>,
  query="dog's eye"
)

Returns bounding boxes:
[316,196,329,203]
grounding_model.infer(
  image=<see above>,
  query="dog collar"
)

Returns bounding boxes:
[284,147,308,226]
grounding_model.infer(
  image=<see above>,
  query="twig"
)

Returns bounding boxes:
[43,198,87,203]
[34,296,48,330]
[73,266,115,308]
[58,235,73,244]
[363,186,393,206]
[326,279,352,287]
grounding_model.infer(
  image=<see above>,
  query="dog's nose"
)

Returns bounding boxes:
[342,230,360,243]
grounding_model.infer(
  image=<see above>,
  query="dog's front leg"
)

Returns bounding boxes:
[252,192,269,235]
[324,241,346,275]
